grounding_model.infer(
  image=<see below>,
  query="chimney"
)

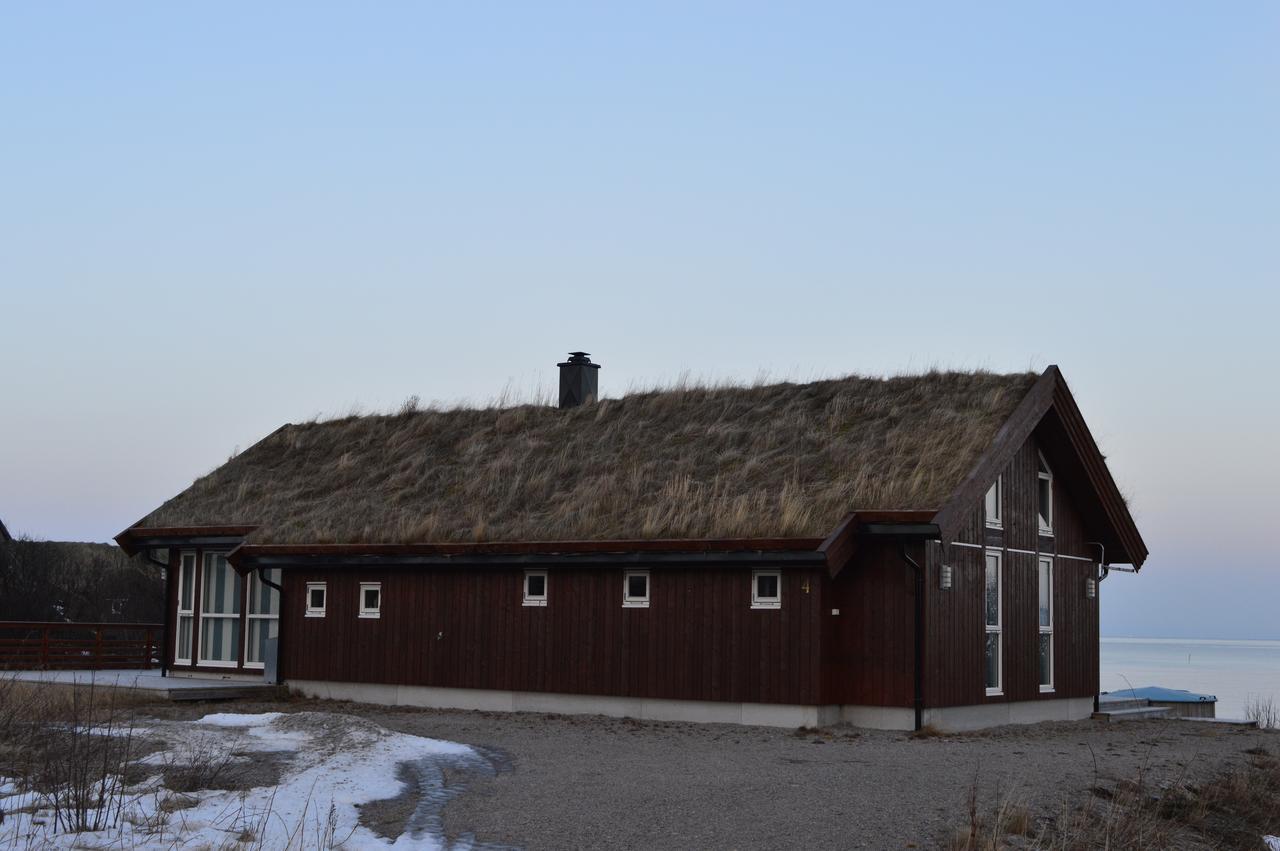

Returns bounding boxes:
[557,351,600,409]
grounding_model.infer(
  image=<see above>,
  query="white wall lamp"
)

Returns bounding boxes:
[940,564,954,590]
[1085,578,1097,599]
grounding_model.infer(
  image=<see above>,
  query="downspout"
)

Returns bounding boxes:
[256,565,282,593]
[1086,542,1106,713]
[898,542,925,732]
[143,549,171,678]
[255,565,283,685]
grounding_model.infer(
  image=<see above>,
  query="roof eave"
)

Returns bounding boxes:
[932,366,1148,568]
[115,525,258,556]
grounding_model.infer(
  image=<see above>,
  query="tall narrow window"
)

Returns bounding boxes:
[245,568,280,669]
[1037,454,1054,534]
[984,476,1002,528]
[984,550,1002,695]
[623,571,650,608]
[198,553,241,667]
[175,552,196,665]
[1038,557,1054,691]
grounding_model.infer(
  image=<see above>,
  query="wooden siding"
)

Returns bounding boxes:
[822,541,918,707]
[279,566,827,706]
[922,433,1100,708]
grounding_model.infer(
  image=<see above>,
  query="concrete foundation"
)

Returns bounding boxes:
[922,696,1095,731]
[287,679,1095,732]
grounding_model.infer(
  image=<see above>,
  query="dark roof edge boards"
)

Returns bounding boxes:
[0,517,10,543]
[931,366,1147,568]
[115,525,258,556]
[1048,371,1148,567]
[228,518,942,574]
[818,511,939,577]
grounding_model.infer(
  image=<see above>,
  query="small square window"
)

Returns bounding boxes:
[523,571,548,607]
[623,571,649,608]
[305,583,327,618]
[751,570,781,609]
[359,582,381,619]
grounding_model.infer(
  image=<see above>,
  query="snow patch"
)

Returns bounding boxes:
[0,711,487,849]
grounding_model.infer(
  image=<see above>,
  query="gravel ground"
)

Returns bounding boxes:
[146,699,1274,849]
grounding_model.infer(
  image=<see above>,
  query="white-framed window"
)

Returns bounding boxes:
[523,571,548,607]
[984,549,1002,695]
[1038,557,1054,692]
[623,570,650,608]
[174,551,196,665]
[751,570,782,609]
[198,552,241,668]
[305,582,327,617]
[244,568,280,669]
[359,582,381,618]
[1037,453,1054,535]
[984,475,1003,528]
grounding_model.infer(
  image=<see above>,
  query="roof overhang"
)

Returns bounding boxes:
[114,525,257,556]
[212,514,942,576]
[228,536,828,573]
[819,511,939,577]
[931,366,1148,568]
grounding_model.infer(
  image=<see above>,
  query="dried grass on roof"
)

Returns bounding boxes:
[138,371,1037,544]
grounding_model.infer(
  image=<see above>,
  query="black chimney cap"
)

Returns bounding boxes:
[558,352,598,367]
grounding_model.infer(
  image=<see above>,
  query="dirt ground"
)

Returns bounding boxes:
[144,698,1274,850]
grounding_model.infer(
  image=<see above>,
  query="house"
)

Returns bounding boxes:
[115,356,1146,731]
[0,517,10,543]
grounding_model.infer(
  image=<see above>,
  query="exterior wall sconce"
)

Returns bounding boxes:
[940,564,954,590]
[1085,578,1097,599]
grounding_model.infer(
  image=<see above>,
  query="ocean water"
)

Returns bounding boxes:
[1101,637,1280,719]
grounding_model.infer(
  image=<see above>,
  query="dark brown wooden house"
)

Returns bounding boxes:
[117,358,1146,730]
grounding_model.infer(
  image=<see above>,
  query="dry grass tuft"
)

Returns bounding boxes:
[1246,695,1279,730]
[951,740,1280,850]
[138,371,1037,544]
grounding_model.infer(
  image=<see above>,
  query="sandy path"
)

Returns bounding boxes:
[148,700,1273,849]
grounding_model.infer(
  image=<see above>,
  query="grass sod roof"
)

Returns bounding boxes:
[135,371,1038,545]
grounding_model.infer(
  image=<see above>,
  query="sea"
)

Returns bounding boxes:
[1101,637,1280,719]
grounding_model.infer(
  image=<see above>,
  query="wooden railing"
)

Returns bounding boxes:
[0,621,163,671]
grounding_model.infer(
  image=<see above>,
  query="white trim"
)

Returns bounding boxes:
[1037,556,1054,692]
[174,551,196,666]
[943,541,1093,562]
[984,475,1003,529]
[359,582,382,619]
[305,582,327,617]
[984,548,1002,696]
[750,570,782,609]
[623,570,650,608]
[197,551,241,668]
[523,570,548,607]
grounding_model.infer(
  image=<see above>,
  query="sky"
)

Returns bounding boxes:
[1,3,1276,639]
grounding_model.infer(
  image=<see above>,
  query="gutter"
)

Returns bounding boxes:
[231,549,829,572]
